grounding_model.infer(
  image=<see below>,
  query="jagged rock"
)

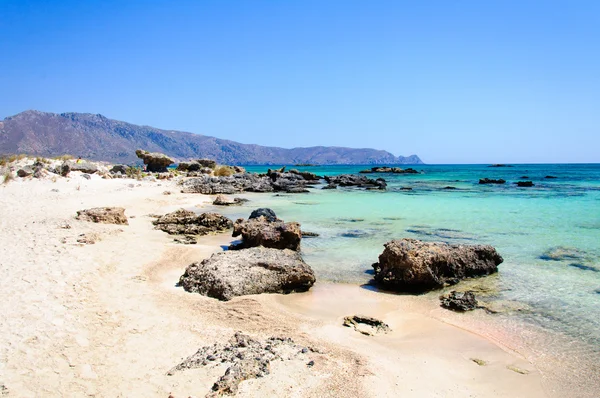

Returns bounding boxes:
[249,208,278,222]
[197,159,217,169]
[301,231,320,237]
[64,160,99,174]
[233,166,246,173]
[174,235,198,244]
[516,181,534,187]
[213,195,247,206]
[17,166,34,177]
[152,209,232,235]
[230,217,302,251]
[176,162,192,171]
[76,207,129,225]
[289,169,322,180]
[324,174,387,190]
[322,183,337,190]
[167,332,309,397]
[135,149,174,172]
[440,291,479,311]
[178,247,315,300]
[479,178,506,184]
[343,315,391,336]
[372,238,503,291]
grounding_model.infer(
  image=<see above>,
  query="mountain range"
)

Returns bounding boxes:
[0,110,423,165]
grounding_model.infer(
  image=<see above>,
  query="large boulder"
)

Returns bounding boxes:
[17,166,34,177]
[153,209,232,235]
[197,159,217,169]
[230,217,301,251]
[178,247,315,300]
[64,160,99,174]
[76,207,129,225]
[135,149,174,172]
[372,238,502,291]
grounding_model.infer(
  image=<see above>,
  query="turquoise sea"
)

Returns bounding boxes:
[209,164,600,366]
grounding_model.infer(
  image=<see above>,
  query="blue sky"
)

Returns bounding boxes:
[1,0,598,163]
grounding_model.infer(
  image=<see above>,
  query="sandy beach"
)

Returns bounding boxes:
[0,174,571,397]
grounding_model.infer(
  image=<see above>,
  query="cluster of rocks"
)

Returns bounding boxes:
[359,166,419,174]
[323,174,387,190]
[167,332,313,397]
[178,208,315,300]
[212,194,248,206]
[479,178,506,184]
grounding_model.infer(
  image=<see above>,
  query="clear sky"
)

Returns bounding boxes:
[1,0,598,163]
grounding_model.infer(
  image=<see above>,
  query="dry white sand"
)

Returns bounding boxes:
[0,175,560,397]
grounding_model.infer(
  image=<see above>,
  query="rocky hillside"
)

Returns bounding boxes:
[0,110,423,165]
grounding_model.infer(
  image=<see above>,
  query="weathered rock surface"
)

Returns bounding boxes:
[178,247,315,300]
[230,217,302,251]
[440,291,479,311]
[167,332,310,397]
[110,164,128,174]
[343,315,391,336]
[135,149,174,172]
[152,209,232,235]
[324,174,387,190]
[213,195,247,206]
[76,207,129,225]
[249,208,278,222]
[372,238,503,291]
[479,178,506,184]
[17,166,34,177]
[197,158,217,169]
[65,160,99,174]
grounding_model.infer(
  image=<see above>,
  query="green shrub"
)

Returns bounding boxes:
[126,166,143,179]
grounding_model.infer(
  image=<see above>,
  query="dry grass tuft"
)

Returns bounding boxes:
[53,154,74,161]
[214,165,235,177]
[2,171,14,184]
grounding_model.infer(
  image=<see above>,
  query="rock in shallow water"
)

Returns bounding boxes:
[372,238,503,292]
[178,247,316,300]
[440,291,479,311]
[230,216,302,251]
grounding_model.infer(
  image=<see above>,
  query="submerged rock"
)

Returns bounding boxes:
[178,247,315,300]
[516,181,534,187]
[343,315,391,336]
[479,178,506,184]
[152,209,232,235]
[440,291,479,311]
[372,238,503,291]
[539,246,588,262]
[76,207,129,225]
[230,216,301,251]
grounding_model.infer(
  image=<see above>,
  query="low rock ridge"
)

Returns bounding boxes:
[359,166,419,174]
[372,238,503,292]
[152,209,232,235]
[324,174,387,190]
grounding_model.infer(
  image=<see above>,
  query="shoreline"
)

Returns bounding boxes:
[0,175,595,397]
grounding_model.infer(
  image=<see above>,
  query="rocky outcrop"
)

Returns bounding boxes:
[324,174,387,190]
[135,149,173,172]
[180,174,275,194]
[167,332,310,397]
[76,207,129,225]
[230,217,302,251]
[372,238,503,291]
[178,247,315,300]
[359,166,419,174]
[440,291,479,311]
[479,178,506,184]
[212,195,247,206]
[152,209,232,235]
[197,158,217,169]
[64,160,99,174]
[343,315,391,336]
[17,166,33,177]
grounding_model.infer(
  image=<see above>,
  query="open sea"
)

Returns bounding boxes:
[208,163,600,375]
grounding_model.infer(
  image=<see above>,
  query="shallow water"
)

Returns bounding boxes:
[211,164,600,364]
